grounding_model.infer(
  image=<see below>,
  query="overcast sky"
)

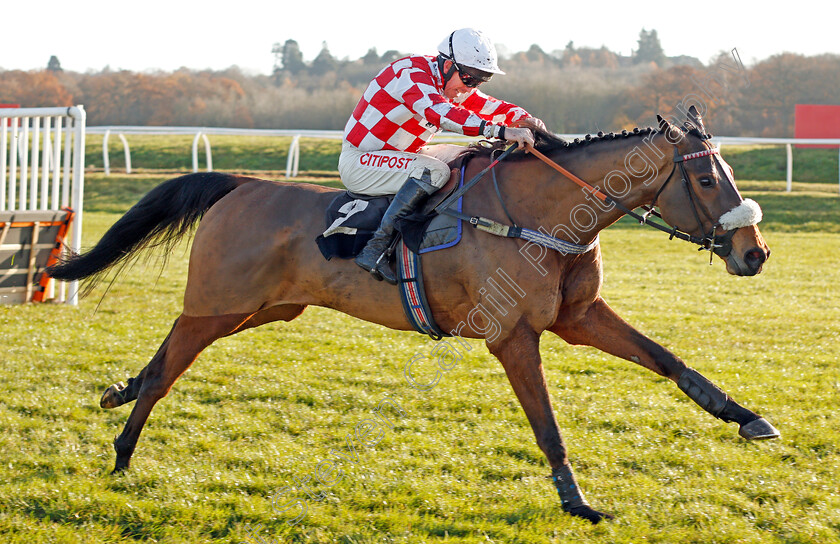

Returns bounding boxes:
[0,0,835,74]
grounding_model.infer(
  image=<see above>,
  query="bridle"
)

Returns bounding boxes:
[647,142,739,262]
[526,136,751,263]
[433,133,760,264]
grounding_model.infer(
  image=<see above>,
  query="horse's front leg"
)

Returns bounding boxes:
[488,317,614,524]
[550,297,779,440]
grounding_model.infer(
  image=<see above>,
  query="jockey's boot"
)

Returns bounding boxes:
[354,169,436,285]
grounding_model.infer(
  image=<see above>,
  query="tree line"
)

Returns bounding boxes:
[2,30,839,137]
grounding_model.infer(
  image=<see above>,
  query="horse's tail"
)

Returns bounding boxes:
[47,172,250,290]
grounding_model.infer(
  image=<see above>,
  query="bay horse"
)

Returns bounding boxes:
[48,108,778,524]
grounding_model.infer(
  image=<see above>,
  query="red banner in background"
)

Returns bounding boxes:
[1,103,20,127]
[794,104,840,148]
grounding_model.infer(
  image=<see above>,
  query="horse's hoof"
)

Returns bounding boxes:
[739,418,780,440]
[565,505,615,524]
[100,382,127,409]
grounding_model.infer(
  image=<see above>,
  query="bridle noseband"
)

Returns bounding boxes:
[649,142,739,262]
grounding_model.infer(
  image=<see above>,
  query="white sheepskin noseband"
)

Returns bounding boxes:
[718,199,762,230]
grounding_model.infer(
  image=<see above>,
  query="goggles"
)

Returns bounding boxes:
[457,67,492,88]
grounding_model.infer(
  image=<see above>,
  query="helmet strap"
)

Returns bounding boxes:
[437,54,458,87]
[438,31,460,87]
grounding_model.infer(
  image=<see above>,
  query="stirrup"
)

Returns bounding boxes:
[373,251,397,285]
[367,253,386,281]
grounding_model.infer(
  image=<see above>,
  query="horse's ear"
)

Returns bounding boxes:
[657,114,685,145]
[686,105,706,133]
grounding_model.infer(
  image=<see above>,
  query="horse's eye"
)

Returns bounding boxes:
[698,177,716,188]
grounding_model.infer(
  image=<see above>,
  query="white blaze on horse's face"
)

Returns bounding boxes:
[714,153,742,196]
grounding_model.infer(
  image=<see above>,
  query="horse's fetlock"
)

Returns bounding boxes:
[113,436,135,460]
[551,465,588,510]
[720,398,759,426]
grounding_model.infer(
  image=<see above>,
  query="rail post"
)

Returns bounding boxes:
[192,131,213,172]
[286,134,301,178]
[786,143,793,192]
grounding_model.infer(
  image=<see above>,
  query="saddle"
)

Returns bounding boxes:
[315,159,466,261]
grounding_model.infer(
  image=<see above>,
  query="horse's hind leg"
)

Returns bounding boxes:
[112,312,252,473]
[100,318,181,410]
[550,297,779,440]
[100,305,307,410]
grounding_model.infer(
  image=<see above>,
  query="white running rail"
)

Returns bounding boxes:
[86,126,840,194]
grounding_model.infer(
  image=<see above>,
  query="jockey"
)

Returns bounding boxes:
[340,28,544,284]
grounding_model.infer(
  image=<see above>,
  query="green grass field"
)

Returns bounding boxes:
[1,159,839,543]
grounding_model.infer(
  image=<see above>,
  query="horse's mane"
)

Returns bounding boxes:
[462,120,711,160]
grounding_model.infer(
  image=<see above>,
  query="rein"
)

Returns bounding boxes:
[430,137,748,261]
[528,145,736,262]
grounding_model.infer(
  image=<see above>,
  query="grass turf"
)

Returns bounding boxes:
[0,170,838,543]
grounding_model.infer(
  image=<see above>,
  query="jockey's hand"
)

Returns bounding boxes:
[511,117,546,132]
[504,127,535,149]
[526,117,547,131]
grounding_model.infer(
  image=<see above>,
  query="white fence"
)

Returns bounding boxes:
[88,127,346,178]
[0,106,86,305]
[87,127,498,178]
[716,137,840,193]
[88,126,840,194]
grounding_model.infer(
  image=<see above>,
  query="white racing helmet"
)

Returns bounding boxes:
[437,28,505,75]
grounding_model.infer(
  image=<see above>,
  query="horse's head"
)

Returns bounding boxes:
[654,107,769,276]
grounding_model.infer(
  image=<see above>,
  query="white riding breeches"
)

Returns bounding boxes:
[338,142,451,196]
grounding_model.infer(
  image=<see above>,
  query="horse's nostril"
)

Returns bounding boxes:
[745,248,766,270]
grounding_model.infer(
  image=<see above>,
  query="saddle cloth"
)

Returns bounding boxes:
[315,193,391,260]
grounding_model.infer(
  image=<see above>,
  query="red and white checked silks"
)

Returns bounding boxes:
[344,55,531,153]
